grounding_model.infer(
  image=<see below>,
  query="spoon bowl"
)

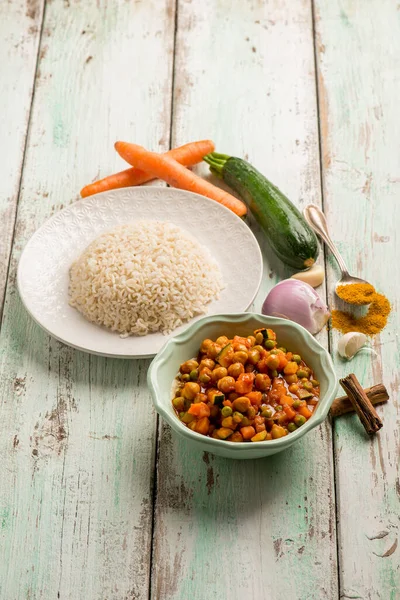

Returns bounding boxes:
[303,205,374,304]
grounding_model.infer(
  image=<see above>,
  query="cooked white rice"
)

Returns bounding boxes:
[69,221,224,336]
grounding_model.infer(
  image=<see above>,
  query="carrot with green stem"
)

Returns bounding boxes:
[114,142,248,217]
[80,140,215,198]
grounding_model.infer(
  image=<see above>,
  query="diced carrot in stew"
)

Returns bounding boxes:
[279,395,294,406]
[246,391,263,407]
[188,402,210,418]
[195,417,210,435]
[241,426,256,440]
[230,431,244,442]
[283,404,296,420]
[298,405,313,419]
[235,373,255,394]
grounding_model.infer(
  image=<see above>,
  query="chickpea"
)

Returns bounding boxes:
[199,358,215,371]
[234,343,248,353]
[198,367,212,385]
[247,406,256,419]
[266,355,280,370]
[253,345,265,354]
[271,424,287,439]
[232,351,248,365]
[247,348,261,365]
[172,396,185,412]
[285,374,298,385]
[228,362,245,378]
[255,332,264,345]
[216,335,229,347]
[247,335,256,347]
[283,361,299,375]
[288,384,299,394]
[179,359,199,374]
[200,338,213,353]
[207,343,222,359]
[217,376,236,394]
[255,373,271,391]
[193,392,207,404]
[232,397,251,413]
[211,366,228,382]
[181,382,200,400]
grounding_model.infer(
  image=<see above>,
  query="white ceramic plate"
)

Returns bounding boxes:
[17,187,263,358]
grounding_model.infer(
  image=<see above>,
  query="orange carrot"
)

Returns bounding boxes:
[187,402,210,418]
[298,405,313,419]
[283,404,296,420]
[114,142,248,217]
[80,140,215,198]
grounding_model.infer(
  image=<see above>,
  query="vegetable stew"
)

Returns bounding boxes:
[171,328,320,442]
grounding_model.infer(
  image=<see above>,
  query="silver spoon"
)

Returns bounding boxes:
[303,204,374,304]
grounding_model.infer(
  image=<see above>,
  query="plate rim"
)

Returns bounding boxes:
[17,187,263,358]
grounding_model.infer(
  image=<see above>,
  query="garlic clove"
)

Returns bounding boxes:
[291,264,325,288]
[337,332,367,359]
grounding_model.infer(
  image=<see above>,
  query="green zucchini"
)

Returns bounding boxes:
[254,328,275,341]
[298,389,313,400]
[213,393,225,406]
[204,153,319,270]
[216,343,232,367]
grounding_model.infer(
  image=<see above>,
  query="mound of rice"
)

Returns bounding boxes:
[69,221,224,336]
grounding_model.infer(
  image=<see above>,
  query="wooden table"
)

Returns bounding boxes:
[1,1,398,598]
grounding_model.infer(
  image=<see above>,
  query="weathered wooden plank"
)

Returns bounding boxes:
[0,0,44,314]
[151,2,338,599]
[0,1,175,598]
[314,1,400,598]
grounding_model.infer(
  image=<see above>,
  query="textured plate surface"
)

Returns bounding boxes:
[17,187,263,358]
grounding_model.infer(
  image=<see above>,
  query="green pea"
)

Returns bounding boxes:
[275,405,283,411]
[270,369,278,378]
[287,422,297,432]
[179,411,185,419]
[264,339,276,349]
[269,348,279,354]
[241,416,250,426]
[261,408,272,418]
[278,347,286,353]
[190,369,199,381]
[294,414,306,427]
[303,381,313,391]
[221,406,233,417]
[292,399,301,408]
[311,379,320,387]
[180,373,190,382]
[297,369,307,378]
[292,354,301,364]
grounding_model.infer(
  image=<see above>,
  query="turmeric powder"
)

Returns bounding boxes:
[336,282,375,305]
[331,292,390,335]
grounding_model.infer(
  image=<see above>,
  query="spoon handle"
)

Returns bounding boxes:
[303,205,350,277]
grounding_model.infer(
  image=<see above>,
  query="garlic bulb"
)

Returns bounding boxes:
[337,332,367,359]
[291,264,325,288]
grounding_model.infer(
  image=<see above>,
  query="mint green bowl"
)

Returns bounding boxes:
[147,313,337,459]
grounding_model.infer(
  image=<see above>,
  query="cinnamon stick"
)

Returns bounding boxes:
[330,383,388,418]
[339,374,383,434]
